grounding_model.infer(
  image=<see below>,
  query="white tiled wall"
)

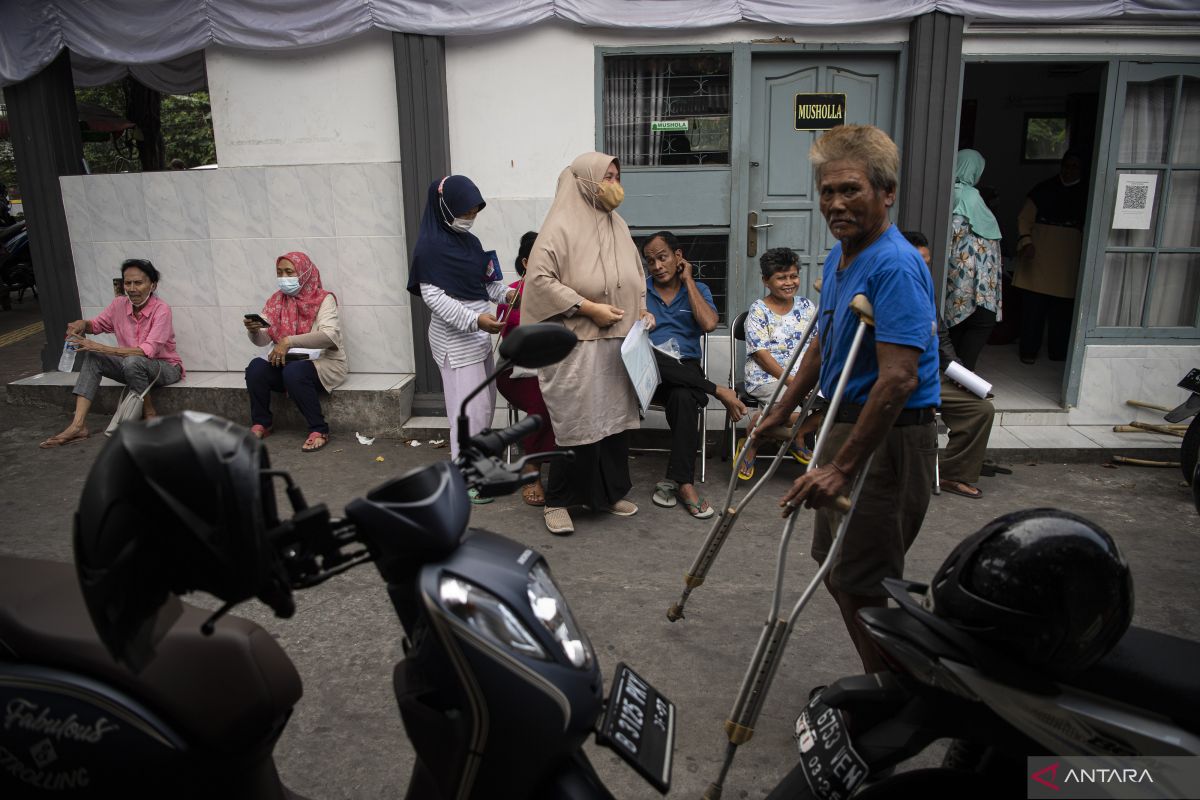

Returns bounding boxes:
[60,164,411,376]
[1069,344,1200,424]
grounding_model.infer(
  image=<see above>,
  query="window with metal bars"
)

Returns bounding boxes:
[603,54,732,167]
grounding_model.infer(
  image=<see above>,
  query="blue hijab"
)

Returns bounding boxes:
[407,175,489,301]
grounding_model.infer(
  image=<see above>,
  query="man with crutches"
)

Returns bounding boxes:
[757,124,941,674]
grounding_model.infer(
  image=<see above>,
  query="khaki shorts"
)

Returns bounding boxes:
[810,420,937,597]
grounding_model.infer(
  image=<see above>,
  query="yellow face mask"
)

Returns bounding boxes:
[581,176,625,212]
[596,180,624,211]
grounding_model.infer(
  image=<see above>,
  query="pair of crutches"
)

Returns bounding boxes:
[665,288,874,622]
[661,291,879,799]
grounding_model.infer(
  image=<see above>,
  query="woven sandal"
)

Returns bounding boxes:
[604,499,638,517]
[544,506,574,535]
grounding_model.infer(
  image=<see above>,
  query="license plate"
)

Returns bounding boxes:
[794,695,869,800]
[596,662,674,794]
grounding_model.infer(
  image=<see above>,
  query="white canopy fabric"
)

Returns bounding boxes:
[2,0,1198,89]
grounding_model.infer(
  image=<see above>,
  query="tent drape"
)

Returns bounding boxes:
[2,0,1199,88]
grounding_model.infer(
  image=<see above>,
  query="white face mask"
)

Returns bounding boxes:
[451,217,474,233]
[278,276,301,296]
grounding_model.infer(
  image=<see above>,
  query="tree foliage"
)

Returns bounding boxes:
[73,82,216,173]
[0,81,216,196]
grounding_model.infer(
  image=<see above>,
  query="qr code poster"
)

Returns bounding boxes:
[1112,173,1157,230]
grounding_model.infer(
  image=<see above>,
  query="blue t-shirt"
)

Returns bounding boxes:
[646,277,715,361]
[817,225,940,409]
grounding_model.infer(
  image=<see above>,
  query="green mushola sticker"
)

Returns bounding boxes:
[650,120,689,132]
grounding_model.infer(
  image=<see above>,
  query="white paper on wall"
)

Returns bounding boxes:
[1111,173,1157,230]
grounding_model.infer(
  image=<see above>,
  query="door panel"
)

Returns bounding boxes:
[747,55,897,304]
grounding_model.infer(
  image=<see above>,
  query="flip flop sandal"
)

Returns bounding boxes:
[250,424,272,440]
[468,487,495,505]
[521,482,546,507]
[939,480,983,499]
[38,428,90,449]
[302,432,329,452]
[735,438,755,481]
[683,498,715,520]
[652,481,678,508]
[788,442,814,466]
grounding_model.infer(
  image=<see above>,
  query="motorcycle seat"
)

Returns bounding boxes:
[1069,625,1200,733]
[0,556,302,754]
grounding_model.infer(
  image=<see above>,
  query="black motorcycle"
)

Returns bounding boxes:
[1165,368,1200,513]
[0,323,674,798]
[761,509,1200,799]
[0,221,35,310]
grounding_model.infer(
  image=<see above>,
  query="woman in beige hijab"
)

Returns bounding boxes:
[522,152,650,535]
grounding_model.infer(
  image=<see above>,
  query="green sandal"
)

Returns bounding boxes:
[683,497,716,520]
[652,480,678,508]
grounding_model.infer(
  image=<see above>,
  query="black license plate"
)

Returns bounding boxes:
[596,662,674,794]
[794,694,869,800]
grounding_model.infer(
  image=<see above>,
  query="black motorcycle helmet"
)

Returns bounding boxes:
[928,508,1133,675]
[74,412,294,671]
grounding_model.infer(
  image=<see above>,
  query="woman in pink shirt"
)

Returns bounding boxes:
[39,259,183,448]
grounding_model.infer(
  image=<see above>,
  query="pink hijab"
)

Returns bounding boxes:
[261,252,335,343]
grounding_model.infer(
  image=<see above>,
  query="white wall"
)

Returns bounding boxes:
[963,25,1200,57]
[60,166,413,376]
[207,31,402,167]
[56,31,414,379]
[1071,345,1200,424]
[445,20,908,273]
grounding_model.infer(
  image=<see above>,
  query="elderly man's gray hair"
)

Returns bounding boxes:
[810,124,900,193]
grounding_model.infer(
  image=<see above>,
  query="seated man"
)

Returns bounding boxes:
[905,231,996,498]
[642,231,746,519]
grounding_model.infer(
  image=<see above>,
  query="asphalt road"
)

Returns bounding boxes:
[1,398,1197,798]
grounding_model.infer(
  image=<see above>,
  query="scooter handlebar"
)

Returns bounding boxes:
[467,414,542,458]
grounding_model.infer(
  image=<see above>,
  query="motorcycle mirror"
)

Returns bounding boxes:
[498,323,578,369]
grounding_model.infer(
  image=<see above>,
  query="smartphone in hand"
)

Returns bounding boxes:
[244,313,270,328]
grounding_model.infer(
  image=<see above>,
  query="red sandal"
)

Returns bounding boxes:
[302,432,329,452]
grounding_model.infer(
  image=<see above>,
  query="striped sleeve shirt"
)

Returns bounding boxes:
[420,282,508,368]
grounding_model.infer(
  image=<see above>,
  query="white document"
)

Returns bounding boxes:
[1111,173,1157,230]
[258,346,324,362]
[945,361,992,399]
[620,319,661,415]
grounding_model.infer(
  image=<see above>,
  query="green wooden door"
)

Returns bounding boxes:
[745,55,898,302]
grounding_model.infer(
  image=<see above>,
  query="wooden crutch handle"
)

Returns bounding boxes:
[831,495,852,513]
[850,293,875,326]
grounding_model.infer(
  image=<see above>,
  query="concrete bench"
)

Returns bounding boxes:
[7,370,416,437]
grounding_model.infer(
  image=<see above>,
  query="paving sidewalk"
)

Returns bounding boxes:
[1,399,1197,798]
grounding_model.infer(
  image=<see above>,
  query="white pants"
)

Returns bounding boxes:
[439,353,496,460]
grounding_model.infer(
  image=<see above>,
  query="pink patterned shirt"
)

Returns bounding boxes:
[90,294,184,374]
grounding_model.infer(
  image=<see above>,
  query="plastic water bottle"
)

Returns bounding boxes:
[58,341,78,372]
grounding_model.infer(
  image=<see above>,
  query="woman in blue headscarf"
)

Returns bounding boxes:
[407,175,513,498]
[944,149,1003,371]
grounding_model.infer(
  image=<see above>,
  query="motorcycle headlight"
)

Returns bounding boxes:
[526,562,594,670]
[439,575,547,661]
